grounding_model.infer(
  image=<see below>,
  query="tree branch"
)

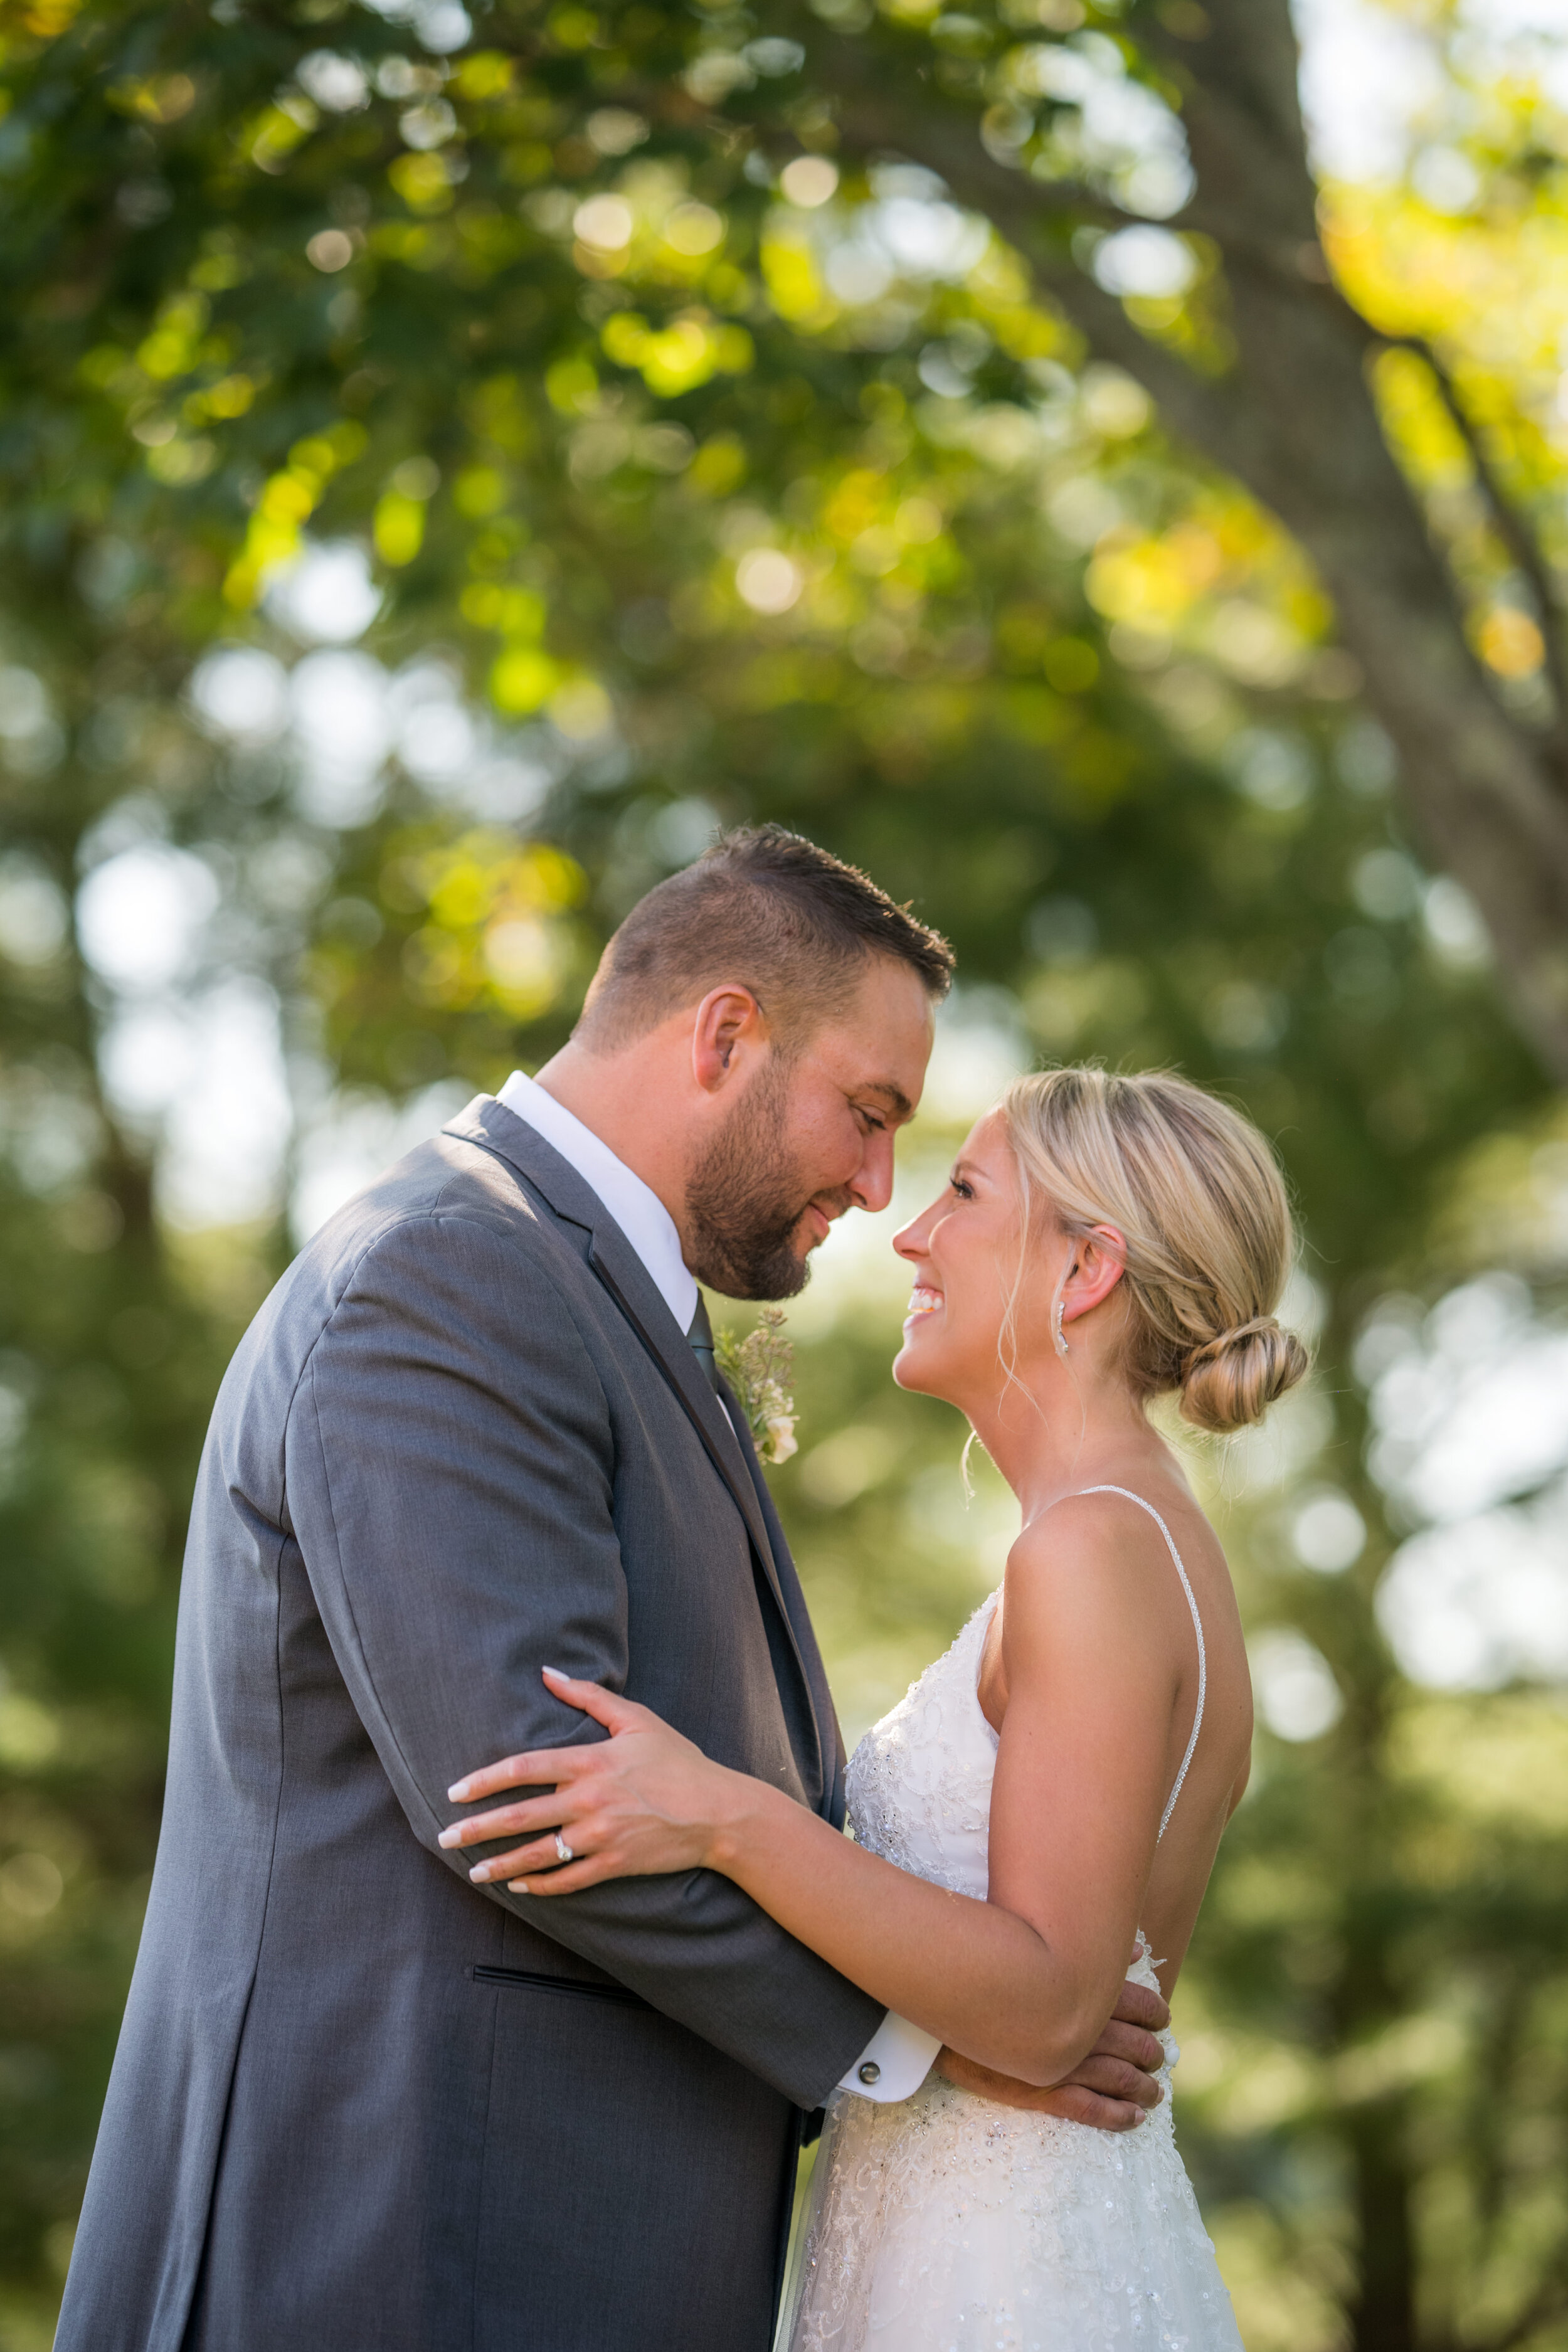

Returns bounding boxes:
[1388,336,1568,748]
[776,38,1254,469]
[789,21,1568,775]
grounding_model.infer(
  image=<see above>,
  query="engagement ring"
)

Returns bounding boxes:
[554,1834,573,1864]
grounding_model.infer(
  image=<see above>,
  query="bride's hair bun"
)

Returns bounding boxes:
[998,1067,1311,1433]
[1178,1318,1310,1436]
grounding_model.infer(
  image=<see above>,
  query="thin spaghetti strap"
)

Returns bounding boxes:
[1074,1484,1207,1841]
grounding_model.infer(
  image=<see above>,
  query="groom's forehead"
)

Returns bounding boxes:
[813,980,935,1118]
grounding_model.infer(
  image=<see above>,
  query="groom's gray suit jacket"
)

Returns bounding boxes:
[56,1096,883,2352]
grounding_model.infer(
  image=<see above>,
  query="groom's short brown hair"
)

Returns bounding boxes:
[574,824,953,1053]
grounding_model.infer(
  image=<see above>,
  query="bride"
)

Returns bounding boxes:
[441,1066,1307,2350]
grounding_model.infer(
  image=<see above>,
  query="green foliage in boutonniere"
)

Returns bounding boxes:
[713,1306,798,1466]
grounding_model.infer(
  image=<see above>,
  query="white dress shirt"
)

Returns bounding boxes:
[496,1072,938,2104]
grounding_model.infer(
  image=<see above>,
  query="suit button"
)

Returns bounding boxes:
[857,2062,881,2087]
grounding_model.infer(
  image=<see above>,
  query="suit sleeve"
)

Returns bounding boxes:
[284,1206,884,2107]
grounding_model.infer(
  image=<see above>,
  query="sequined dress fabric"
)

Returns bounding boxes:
[781,1588,1243,2352]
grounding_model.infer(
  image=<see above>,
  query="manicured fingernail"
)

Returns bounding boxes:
[507,1878,529,1892]
[469,1862,492,1883]
[438,1827,460,1848]
[447,1779,470,1801]
[542,1665,566,1682]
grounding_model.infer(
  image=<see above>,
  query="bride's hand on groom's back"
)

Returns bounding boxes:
[935,1973,1170,2132]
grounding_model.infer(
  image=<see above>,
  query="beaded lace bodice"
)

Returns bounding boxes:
[846,1483,1207,1892]
[781,1488,1242,2352]
[845,1587,999,1900]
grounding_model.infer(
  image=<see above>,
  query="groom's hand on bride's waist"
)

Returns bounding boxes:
[933,1978,1169,2132]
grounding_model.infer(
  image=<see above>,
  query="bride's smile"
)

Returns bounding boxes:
[890,1120,1020,1403]
[888,1109,1118,1424]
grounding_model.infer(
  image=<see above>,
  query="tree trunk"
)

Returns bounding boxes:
[1347,2102,1420,2352]
[783,0,1568,1078]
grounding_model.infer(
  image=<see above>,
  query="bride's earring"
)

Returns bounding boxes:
[1052,1298,1069,1358]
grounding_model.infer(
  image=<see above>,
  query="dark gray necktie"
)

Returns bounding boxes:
[687,1293,719,1393]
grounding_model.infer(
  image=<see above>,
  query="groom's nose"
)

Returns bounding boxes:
[849,1126,897,1214]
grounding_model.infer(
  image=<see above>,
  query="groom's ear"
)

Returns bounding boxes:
[691,985,770,1091]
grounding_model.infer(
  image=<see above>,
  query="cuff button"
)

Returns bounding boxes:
[857,2062,881,2087]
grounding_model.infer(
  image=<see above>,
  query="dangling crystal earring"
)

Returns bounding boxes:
[1052,1299,1069,1358]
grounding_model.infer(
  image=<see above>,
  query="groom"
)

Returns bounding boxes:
[59,826,1168,2352]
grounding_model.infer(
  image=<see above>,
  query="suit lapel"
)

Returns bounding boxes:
[721,1389,833,1818]
[582,1221,777,1579]
[443,1097,827,1796]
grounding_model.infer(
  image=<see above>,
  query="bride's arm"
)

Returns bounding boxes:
[442,1500,1185,2088]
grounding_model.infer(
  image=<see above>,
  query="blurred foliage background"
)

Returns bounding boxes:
[3,0,1568,2344]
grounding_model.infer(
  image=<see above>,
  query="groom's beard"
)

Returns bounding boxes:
[685,1056,837,1301]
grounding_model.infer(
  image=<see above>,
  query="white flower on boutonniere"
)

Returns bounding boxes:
[714,1306,798,1466]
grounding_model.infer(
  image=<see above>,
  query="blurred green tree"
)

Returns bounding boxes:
[4,0,1567,1055]
[1,0,1566,2345]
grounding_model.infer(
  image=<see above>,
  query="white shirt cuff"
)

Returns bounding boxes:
[838,2012,941,2104]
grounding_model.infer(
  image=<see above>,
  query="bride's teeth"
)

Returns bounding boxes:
[908,1288,940,1316]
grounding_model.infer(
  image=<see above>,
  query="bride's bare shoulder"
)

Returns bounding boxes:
[1010,1481,1178,1567]
[1002,1481,1230,1651]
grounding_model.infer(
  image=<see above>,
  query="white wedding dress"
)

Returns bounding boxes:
[781,1487,1244,2352]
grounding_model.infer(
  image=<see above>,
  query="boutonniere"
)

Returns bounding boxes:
[714,1306,798,1466]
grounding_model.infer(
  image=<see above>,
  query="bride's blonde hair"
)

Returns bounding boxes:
[997,1066,1309,1433]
